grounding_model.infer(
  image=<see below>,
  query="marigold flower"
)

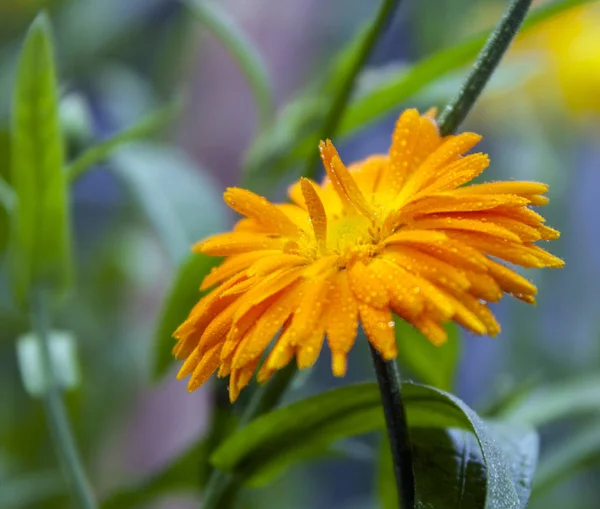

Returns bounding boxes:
[173,109,563,402]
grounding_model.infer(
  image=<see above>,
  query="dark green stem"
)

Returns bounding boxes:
[201,363,298,508]
[370,345,414,509]
[31,291,98,509]
[437,0,532,136]
[304,0,403,180]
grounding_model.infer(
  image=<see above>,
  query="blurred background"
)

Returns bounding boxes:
[1,0,599,508]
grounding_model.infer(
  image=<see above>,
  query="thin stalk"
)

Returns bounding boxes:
[185,0,275,129]
[437,0,533,136]
[31,290,97,509]
[370,345,414,509]
[201,363,297,508]
[304,0,403,180]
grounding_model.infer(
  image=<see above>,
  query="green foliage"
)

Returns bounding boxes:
[395,319,461,391]
[9,12,72,306]
[65,101,181,182]
[533,419,600,495]
[379,429,487,509]
[244,0,592,180]
[0,130,10,258]
[110,143,226,264]
[153,252,222,379]
[500,373,600,427]
[211,382,537,508]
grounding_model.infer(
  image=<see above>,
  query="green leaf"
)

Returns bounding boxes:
[9,12,72,306]
[395,319,461,391]
[244,0,593,178]
[380,428,487,509]
[0,129,10,258]
[532,419,600,496]
[499,373,600,427]
[152,251,221,379]
[66,101,180,182]
[211,382,530,508]
[485,421,539,509]
[110,143,226,264]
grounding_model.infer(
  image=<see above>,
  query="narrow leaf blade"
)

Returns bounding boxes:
[10,12,71,305]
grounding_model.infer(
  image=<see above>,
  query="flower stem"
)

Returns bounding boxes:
[437,0,532,136]
[304,0,404,180]
[201,362,298,508]
[31,290,98,509]
[370,345,415,509]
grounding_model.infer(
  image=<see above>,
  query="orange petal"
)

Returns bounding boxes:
[402,193,528,217]
[247,253,310,277]
[359,304,397,360]
[384,246,471,293]
[183,342,222,392]
[232,287,300,369]
[325,271,359,377]
[348,261,389,308]
[224,187,299,236]
[411,316,448,346]
[416,153,490,194]
[319,139,377,221]
[201,251,275,290]
[196,232,284,256]
[395,132,482,206]
[297,326,326,370]
[411,216,522,242]
[455,181,549,197]
[233,267,304,323]
[384,108,422,194]
[300,177,327,251]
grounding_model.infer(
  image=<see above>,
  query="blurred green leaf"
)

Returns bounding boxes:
[0,470,65,509]
[110,143,226,264]
[532,419,600,496]
[152,252,221,379]
[185,0,274,128]
[395,319,460,391]
[485,420,539,508]
[66,101,180,182]
[212,383,531,507]
[9,12,72,307]
[500,374,600,427]
[379,429,487,509]
[245,0,593,178]
[0,130,10,258]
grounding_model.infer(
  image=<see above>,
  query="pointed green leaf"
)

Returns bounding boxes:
[533,419,600,495]
[395,319,461,391]
[500,373,600,427]
[152,252,222,379]
[211,382,532,508]
[9,12,72,306]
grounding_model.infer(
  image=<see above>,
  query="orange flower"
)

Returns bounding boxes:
[174,109,563,402]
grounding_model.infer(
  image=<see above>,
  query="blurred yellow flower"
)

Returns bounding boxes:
[526,4,600,114]
[173,109,563,402]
